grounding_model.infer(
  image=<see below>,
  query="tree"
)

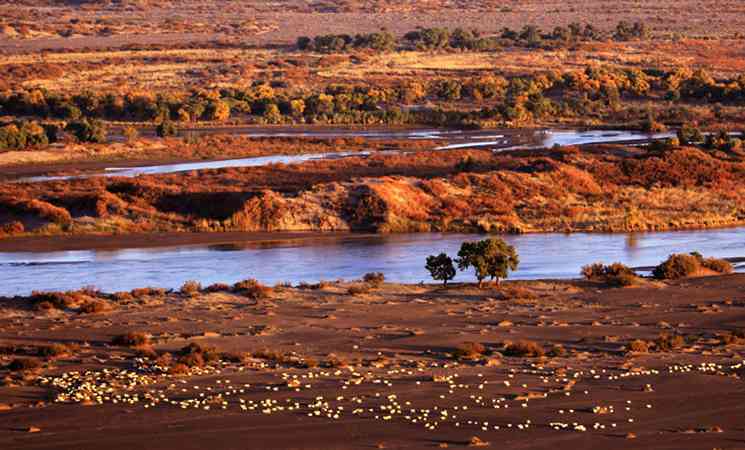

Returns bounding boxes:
[65,119,107,143]
[456,238,519,287]
[156,120,178,138]
[425,253,456,286]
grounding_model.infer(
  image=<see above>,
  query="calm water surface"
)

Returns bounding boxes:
[0,228,742,296]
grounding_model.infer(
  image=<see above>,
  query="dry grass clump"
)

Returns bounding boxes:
[347,284,372,295]
[627,339,651,353]
[175,343,221,368]
[655,333,686,351]
[205,283,231,292]
[503,340,545,357]
[719,330,745,345]
[78,299,111,314]
[129,287,168,298]
[626,334,686,353]
[362,272,385,287]
[297,281,333,290]
[452,342,487,360]
[581,262,639,287]
[322,353,349,368]
[7,358,42,372]
[653,253,733,280]
[179,280,202,296]
[29,291,86,311]
[233,278,273,299]
[36,343,73,358]
[252,349,294,365]
[111,332,150,347]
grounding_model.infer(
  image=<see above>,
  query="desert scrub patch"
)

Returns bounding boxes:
[7,358,42,372]
[179,280,202,296]
[347,284,372,296]
[452,342,487,360]
[581,262,640,286]
[653,252,732,280]
[233,278,273,299]
[78,299,111,314]
[362,272,385,287]
[111,332,150,347]
[503,340,545,357]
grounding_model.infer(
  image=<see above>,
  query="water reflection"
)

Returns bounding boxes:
[0,228,743,296]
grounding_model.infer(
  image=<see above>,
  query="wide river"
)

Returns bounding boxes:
[0,228,742,296]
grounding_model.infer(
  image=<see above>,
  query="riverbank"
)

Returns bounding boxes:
[1,276,744,449]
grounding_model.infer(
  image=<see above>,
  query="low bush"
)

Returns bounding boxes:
[7,358,41,371]
[78,300,110,314]
[655,333,685,351]
[179,280,202,296]
[205,283,231,292]
[653,252,732,280]
[233,278,273,299]
[347,284,371,295]
[111,332,150,347]
[453,342,487,360]
[581,262,639,286]
[362,272,385,287]
[176,343,220,367]
[503,340,545,357]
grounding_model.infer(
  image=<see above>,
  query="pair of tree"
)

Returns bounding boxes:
[425,238,519,288]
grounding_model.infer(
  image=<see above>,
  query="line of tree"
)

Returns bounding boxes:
[297,21,651,53]
[426,238,519,287]
[3,66,745,132]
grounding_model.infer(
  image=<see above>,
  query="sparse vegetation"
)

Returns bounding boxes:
[233,278,273,299]
[581,263,639,287]
[653,253,733,280]
[111,332,150,347]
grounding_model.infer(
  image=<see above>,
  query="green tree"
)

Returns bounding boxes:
[456,238,519,287]
[425,253,456,286]
[156,120,178,138]
[65,119,107,143]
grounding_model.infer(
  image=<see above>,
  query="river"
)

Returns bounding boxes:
[17,128,673,183]
[0,228,742,296]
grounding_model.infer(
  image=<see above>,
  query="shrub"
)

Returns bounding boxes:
[8,358,41,372]
[156,120,178,137]
[655,333,685,352]
[425,253,456,286]
[652,253,700,280]
[205,283,231,292]
[176,343,220,367]
[453,342,487,360]
[503,340,545,357]
[111,332,150,347]
[65,119,107,143]
[122,125,139,142]
[37,343,71,358]
[0,221,24,235]
[581,262,639,286]
[347,284,371,295]
[78,300,109,314]
[652,252,731,279]
[233,278,272,299]
[179,280,202,296]
[700,257,733,274]
[29,291,84,310]
[362,272,385,287]
[627,339,651,353]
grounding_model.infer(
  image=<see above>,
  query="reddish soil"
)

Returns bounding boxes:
[1,275,744,449]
